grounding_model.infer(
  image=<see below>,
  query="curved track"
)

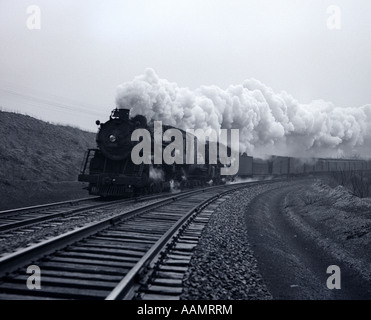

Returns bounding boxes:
[0,181,268,300]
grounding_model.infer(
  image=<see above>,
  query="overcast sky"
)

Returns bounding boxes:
[0,0,371,131]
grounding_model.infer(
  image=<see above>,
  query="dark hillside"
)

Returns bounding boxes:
[0,111,96,210]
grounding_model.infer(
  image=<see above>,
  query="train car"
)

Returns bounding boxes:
[288,157,305,174]
[362,160,367,170]
[356,159,367,171]
[327,160,338,172]
[354,160,363,171]
[314,159,329,172]
[238,153,253,176]
[303,161,315,173]
[339,160,347,171]
[334,160,344,172]
[252,158,270,175]
[351,161,357,171]
[271,156,289,175]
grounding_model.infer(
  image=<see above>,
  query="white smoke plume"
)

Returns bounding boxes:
[227,177,264,185]
[149,166,164,181]
[116,68,371,159]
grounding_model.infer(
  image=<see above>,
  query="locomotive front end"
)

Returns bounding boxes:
[96,108,134,161]
[78,108,150,197]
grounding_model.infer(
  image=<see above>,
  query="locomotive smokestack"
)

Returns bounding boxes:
[111,108,130,120]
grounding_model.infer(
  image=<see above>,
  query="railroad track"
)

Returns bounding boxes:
[0,197,102,233]
[0,192,179,234]
[0,180,279,300]
[0,192,188,260]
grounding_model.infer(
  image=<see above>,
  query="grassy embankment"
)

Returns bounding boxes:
[0,111,96,210]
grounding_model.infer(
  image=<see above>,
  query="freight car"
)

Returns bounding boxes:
[237,155,371,177]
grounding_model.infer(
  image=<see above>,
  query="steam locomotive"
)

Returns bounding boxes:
[78,108,225,197]
[78,108,371,197]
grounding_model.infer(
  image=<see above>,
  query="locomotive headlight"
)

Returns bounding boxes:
[109,134,117,143]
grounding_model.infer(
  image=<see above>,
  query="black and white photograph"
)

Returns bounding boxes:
[0,0,370,305]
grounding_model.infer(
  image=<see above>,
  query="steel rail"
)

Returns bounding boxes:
[0,190,193,233]
[105,181,262,300]
[0,185,233,278]
[0,196,100,216]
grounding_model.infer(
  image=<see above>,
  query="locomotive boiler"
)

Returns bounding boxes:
[78,108,223,197]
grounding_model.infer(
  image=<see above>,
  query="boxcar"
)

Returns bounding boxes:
[272,156,289,175]
[314,159,329,172]
[288,158,305,174]
[252,158,270,175]
[238,153,253,176]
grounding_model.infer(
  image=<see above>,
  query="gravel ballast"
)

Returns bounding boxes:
[181,181,293,300]
[181,178,371,300]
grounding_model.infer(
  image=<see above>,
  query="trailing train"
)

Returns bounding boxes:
[78,108,371,197]
[238,154,371,177]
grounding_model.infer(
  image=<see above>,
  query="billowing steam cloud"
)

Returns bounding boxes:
[116,68,371,158]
